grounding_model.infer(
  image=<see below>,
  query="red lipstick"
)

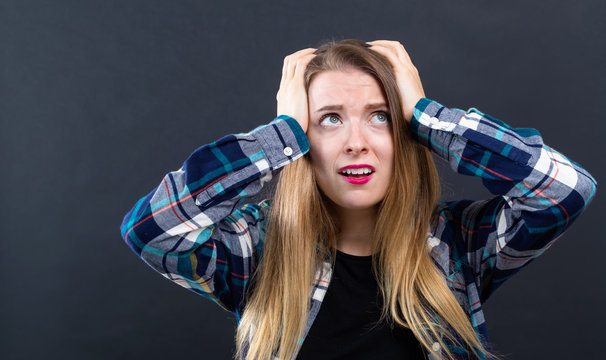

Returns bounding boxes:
[338,164,375,185]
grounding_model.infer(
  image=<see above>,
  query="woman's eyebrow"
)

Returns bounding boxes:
[365,103,388,110]
[314,104,343,113]
[314,103,387,113]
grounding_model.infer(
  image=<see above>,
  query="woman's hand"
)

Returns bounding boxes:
[276,48,316,133]
[366,40,425,123]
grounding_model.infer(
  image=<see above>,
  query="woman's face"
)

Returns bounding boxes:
[307,67,394,212]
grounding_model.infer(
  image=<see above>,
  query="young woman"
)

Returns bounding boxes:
[120,39,596,359]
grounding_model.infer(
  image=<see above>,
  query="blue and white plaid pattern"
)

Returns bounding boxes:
[121,98,596,359]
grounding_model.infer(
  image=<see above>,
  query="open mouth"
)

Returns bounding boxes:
[338,165,375,184]
[339,167,374,178]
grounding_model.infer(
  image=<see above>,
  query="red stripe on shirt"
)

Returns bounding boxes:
[124,172,231,241]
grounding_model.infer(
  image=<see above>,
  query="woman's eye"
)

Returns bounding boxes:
[319,114,341,126]
[370,112,389,124]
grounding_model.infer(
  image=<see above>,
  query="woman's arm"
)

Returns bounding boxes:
[120,117,309,314]
[120,47,314,315]
[368,39,596,300]
[411,98,597,300]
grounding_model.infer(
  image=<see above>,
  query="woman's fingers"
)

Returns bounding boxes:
[367,40,424,123]
[276,48,316,132]
[282,48,315,83]
[294,52,315,79]
[367,40,417,76]
[278,48,315,98]
[367,40,410,63]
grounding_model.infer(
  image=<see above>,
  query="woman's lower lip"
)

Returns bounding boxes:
[341,174,373,184]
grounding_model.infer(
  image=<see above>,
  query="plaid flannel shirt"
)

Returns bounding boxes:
[120,98,596,359]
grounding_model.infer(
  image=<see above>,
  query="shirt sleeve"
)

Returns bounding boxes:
[119,116,309,315]
[410,98,597,301]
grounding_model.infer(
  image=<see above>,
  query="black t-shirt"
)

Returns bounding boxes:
[296,250,426,359]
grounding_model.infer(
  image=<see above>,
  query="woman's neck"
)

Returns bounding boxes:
[333,206,377,256]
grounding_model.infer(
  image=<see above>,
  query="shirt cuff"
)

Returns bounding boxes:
[250,115,310,169]
[409,98,461,161]
[410,98,535,166]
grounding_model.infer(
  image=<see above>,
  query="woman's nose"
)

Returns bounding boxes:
[345,122,368,154]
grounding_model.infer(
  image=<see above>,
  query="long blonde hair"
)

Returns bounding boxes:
[236,39,490,359]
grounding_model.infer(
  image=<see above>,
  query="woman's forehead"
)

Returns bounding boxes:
[308,69,386,109]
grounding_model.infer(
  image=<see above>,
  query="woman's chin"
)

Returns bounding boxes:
[331,198,382,212]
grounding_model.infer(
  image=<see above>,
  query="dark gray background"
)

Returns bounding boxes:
[2,0,604,359]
